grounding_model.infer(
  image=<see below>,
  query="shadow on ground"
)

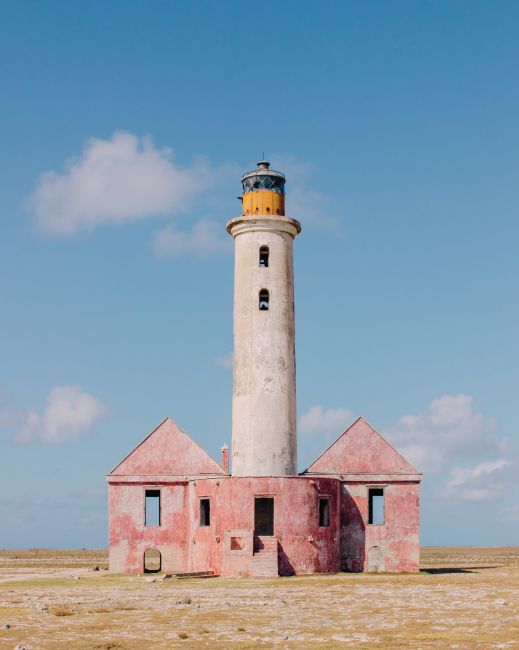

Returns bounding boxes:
[421,566,499,574]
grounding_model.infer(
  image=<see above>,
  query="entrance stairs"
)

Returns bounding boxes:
[251,536,279,578]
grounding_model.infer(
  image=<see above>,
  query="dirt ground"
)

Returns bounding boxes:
[0,547,518,649]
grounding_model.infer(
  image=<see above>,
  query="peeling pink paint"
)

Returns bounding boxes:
[107,166,422,577]
[107,416,421,576]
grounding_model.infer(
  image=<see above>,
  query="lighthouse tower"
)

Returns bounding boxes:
[108,158,422,578]
[227,161,301,476]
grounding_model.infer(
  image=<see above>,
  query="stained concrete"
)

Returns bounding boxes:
[227,215,301,477]
[107,165,422,577]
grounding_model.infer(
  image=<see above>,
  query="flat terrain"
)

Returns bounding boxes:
[0,547,518,649]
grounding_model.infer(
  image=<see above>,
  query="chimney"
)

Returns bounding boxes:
[220,444,229,474]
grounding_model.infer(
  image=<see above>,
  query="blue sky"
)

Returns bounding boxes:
[1,1,518,548]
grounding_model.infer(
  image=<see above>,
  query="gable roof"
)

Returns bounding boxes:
[303,416,419,475]
[109,417,225,476]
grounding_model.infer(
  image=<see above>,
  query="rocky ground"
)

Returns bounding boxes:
[0,547,518,649]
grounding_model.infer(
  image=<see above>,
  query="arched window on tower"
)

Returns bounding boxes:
[259,289,269,311]
[259,246,269,268]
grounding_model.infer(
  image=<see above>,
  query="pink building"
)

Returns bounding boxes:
[107,162,421,577]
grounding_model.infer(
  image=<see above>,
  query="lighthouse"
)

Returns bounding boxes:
[227,161,301,476]
[107,159,422,577]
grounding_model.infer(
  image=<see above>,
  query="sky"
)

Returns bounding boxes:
[0,0,518,548]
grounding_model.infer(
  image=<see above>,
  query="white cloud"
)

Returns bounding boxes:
[152,219,232,259]
[448,459,509,487]
[384,394,499,473]
[28,132,211,235]
[445,459,510,502]
[299,405,354,438]
[214,353,233,369]
[9,386,107,445]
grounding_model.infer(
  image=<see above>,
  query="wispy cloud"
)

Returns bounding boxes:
[28,132,211,235]
[5,385,107,445]
[384,394,517,503]
[384,394,499,473]
[299,404,354,438]
[152,219,232,259]
[299,394,517,506]
[446,459,510,502]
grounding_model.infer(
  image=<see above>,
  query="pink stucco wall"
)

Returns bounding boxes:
[111,418,225,477]
[190,477,339,576]
[340,481,420,572]
[107,415,422,576]
[108,481,189,573]
[306,417,418,475]
[108,476,340,576]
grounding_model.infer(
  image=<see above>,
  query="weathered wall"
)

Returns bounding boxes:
[108,476,340,576]
[111,417,225,477]
[306,417,418,475]
[189,476,339,576]
[340,481,420,572]
[227,216,301,477]
[108,481,189,574]
[108,417,421,576]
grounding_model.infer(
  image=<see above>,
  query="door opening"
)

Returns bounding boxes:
[254,497,274,536]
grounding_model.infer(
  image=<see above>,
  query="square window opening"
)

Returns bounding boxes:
[368,488,384,525]
[200,498,211,526]
[319,497,330,527]
[145,489,161,527]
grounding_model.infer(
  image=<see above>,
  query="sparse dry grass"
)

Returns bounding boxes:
[0,547,518,648]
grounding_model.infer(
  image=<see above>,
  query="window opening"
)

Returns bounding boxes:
[368,488,384,525]
[200,498,210,526]
[259,246,269,268]
[145,489,160,527]
[266,206,270,213]
[259,289,269,310]
[319,497,330,527]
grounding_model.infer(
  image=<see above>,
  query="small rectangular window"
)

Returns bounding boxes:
[259,289,269,310]
[319,497,330,527]
[145,489,160,527]
[200,498,210,526]
[368,488,384,525]
[259,246,269,268]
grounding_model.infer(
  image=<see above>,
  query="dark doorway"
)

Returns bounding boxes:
[255,497,274,536]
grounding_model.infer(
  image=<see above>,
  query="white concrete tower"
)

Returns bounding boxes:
[227,161,301,476]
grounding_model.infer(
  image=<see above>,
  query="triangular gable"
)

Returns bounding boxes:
[304,416,418,475]
[110,417,225,476]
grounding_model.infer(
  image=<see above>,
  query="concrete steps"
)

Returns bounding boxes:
[251,536,278,578]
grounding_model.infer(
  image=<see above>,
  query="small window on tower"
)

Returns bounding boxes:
[259,246,269,268]
[259,289,269,310]
[200,498,210,526]
[319,497,330,527]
